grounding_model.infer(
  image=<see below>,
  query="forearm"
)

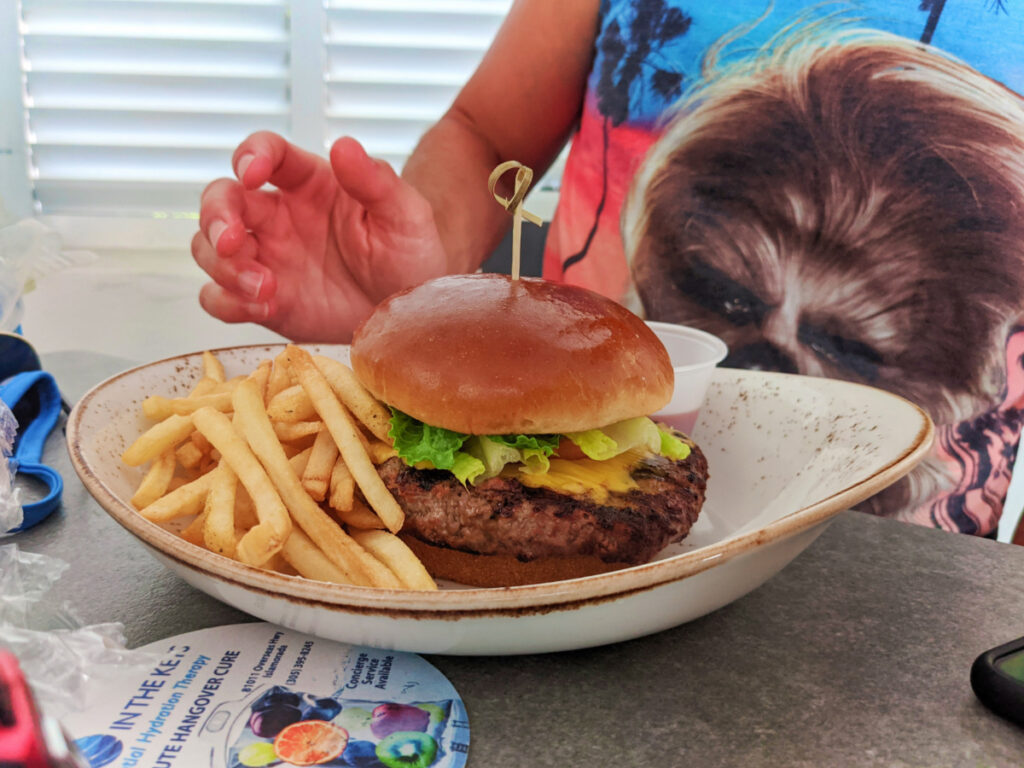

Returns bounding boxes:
[401,110,512,275]
[401,0,601,276]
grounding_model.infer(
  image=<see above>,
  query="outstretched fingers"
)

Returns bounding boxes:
[198,281,273,325]
[191,228,275,306]
[329,136,433,229]
[200,178,280,252]
[233,130,329,192]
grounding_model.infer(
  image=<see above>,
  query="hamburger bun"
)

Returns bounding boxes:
[397,533,629,587]
[350,273,674,435]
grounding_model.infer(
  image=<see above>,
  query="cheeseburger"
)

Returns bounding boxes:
[350,273,708,587]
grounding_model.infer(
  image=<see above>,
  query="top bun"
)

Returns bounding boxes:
[350,274,673,434]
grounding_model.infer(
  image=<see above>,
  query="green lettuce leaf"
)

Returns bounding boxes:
[487,434,558,475]
[487,434,560,455]
[567,417,662,460]
[388,408,469,470]
[450,451,486,485]
[519,447,552,475]
[565,428,618,460]
[463,436,522,480]
[658,428,691,461]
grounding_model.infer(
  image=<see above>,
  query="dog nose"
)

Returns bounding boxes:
[724,341,799,373]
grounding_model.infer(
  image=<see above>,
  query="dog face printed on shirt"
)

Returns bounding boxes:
[623,31,1024,520]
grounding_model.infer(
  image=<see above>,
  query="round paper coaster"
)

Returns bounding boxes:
[64,622,470,768]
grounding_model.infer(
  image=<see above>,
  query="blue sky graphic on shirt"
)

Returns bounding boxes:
[592,0,1023,126]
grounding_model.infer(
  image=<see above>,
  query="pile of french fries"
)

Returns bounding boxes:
[120,344,436,591]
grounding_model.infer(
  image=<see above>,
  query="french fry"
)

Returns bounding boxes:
[202,464,238,558]
[272,420,323,442]
[166,476,189,492]
[122,414,195,466]
[335,498,385,530]
[130,449,176,509]
[289,445,313,475]
[350,530,436,590]
[180,509,209,547]
[213,375,247,393]
[231,378,401,588]
[142,391,234,420]
[234,486,260,530]
[191,406,291,566]
[202,350,226,382]
[249,359,272,404]
[288,346,405,533]
[281,528,358,585]
[302,429,338,501]
[267,384,317,423]
[175,440,204,469]
[354,424,371,450]
[367,440,397,464]
[139,471,214,522]
[189,377,220,398]
[198,452,220,476]
[266,350,292,401]
[190,430,213,455]
[328,456,355,512]
[313,355,393,442]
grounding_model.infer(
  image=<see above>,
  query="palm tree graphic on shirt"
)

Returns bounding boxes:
[563,0,692,272]
[920,0,1008,43]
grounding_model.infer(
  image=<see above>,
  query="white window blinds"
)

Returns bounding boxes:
[13,0,512,217]
[324,0,510,170]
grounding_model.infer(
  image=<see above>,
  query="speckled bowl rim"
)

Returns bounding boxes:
[67,345,934,618]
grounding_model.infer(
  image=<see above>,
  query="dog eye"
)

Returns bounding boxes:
[673,258,768,326]
[798,324,883,380]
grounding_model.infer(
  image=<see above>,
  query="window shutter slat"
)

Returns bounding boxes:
[29,108,289,147]
[21,0,288,40]
[24,37,289,77]
[26,73,289,112]
[33,179,210,217]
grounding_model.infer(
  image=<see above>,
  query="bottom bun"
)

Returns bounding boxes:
[399,533,631,587]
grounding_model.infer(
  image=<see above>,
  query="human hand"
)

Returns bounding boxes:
[192,132,449,342]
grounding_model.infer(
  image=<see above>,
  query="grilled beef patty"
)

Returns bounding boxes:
[376,437,708,565]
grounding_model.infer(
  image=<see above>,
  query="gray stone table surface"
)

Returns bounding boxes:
[12,351,1024,766]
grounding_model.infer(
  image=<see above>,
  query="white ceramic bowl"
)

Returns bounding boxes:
[646,321,729,434]
[67,344,932,655]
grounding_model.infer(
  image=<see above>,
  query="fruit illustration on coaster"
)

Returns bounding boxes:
[299,693,343,722]
[415,703,447,728]
[238,741,280,767]
[273,720,349,766]
[336,706,372,734]
[340,739,387,768]
[370,703,430,738]
[248,687,344,739]
[250,706,303,739]
[375,732,439,768]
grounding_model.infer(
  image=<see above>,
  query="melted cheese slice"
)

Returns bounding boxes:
[506,447,650,502]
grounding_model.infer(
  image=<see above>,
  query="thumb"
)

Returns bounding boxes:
[329,137,415,225]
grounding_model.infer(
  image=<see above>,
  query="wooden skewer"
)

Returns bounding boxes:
[488,161,543,280]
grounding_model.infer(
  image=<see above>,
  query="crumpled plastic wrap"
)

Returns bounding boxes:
[0,217,96,333]
[0,543,161,721]
[0,400,22,534]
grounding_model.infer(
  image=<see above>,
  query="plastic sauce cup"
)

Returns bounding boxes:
[646,321,728,434]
